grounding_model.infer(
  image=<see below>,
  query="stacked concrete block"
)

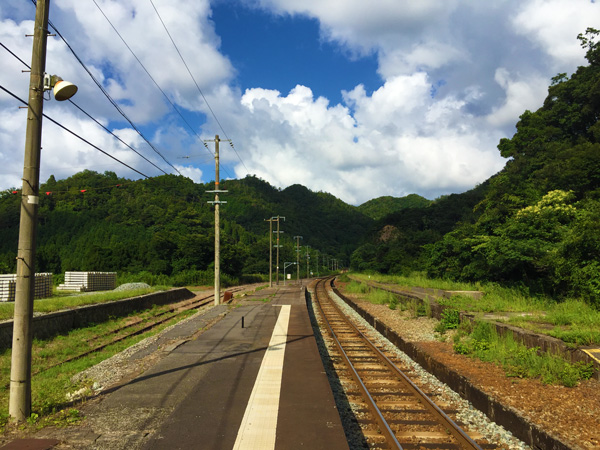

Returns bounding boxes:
[0,275,15,302]
[57,272,116,292]
[0,273,53,302]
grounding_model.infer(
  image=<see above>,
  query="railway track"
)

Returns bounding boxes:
[31,285,249,378]
[313,277,496,450]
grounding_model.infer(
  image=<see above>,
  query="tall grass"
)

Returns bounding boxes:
[454,321,594,387]
[352,272,482,291]
[349,270,600,345]
[345,280,369,294]
[366,289,396,305]
[509,299,600,346]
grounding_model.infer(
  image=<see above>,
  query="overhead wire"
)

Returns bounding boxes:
[88,0,243,180]
[148,0,250,176]
[88,0,216,162]
[29,0,182,176]
[1,41,168,175]
[0,84,149,179]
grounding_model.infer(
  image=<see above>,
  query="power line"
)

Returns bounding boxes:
[148,0,250,176]
[68,100,167,174]
[1,40,168,176]
[0,84,149,178]
[29,0,182,176]
[89,0,216,163]
[0,42,29,68]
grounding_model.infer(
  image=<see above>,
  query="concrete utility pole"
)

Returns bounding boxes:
[10,0,50,421]
[265,216,284,286]
[293,236,302,284]
[274,216,284,285]
[305,246,311,279]
[265,218,273,287]
[206,135,228,306]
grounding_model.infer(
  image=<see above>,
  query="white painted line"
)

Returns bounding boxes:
[233,305,291,450]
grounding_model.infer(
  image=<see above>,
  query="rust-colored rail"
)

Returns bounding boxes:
[313,277,487,450]
[31,285,248,377]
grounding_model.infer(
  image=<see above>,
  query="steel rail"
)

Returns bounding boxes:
[314,278,403,449]
[30,285,249,378]
[317,277,483,450]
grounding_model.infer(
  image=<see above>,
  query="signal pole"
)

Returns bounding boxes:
[206,135,229,306]
[293,236,302,284]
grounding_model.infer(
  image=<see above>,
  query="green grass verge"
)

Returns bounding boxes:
[0,304,197,431]
[453,321,594,387]
[352,271,482,292]
[0,287,166,322]
[351,271,600,346]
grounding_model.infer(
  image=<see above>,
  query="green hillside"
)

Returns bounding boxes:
[0,173,372,281]
[358,194,431,220]
[352,28,600,305]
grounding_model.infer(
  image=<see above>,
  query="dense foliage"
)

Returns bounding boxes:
[357,194,431,220]
[0,172,372,281]
[351,29,600,305]
[2,29,598,305]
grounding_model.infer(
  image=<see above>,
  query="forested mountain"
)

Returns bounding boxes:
[357,194,431,220]
[2,29,598,305]
[0,172,373,279]
[350,182,489,274]
[353,29,600,305]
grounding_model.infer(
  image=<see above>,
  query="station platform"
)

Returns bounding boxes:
[43,284,349,450]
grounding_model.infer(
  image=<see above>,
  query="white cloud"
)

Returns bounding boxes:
[486,68,549,128]
[175,164,204,183]
[512,0,593,69]
[1,0,597,205]
[216,75,505,204]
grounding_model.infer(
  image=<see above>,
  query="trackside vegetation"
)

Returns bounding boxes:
[452,321,594,387]
[340,273,596,387]
[350,29,600,308]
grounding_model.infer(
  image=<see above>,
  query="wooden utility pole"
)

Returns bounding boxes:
[10,0,50,421]
[206,135,228,306]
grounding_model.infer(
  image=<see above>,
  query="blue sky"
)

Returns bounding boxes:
[0,0,597,204]
[212,2,382,104]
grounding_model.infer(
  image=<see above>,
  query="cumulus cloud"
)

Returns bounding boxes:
[512,0,593,69]
[486,68,550,128]
[212,75,505,204]
[1,0,597,204]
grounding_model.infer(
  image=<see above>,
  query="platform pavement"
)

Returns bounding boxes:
[27,284,349,450]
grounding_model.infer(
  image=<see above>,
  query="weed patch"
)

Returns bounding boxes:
[453,321,594,387]
[435,308,460,333]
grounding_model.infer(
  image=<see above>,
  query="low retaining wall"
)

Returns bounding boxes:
[365,280,598,371]
[0,287,195,350]
[328,280,574,450]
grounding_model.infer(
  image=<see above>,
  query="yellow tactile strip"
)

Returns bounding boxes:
[582,348,600,364]
[233,305,291,450]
